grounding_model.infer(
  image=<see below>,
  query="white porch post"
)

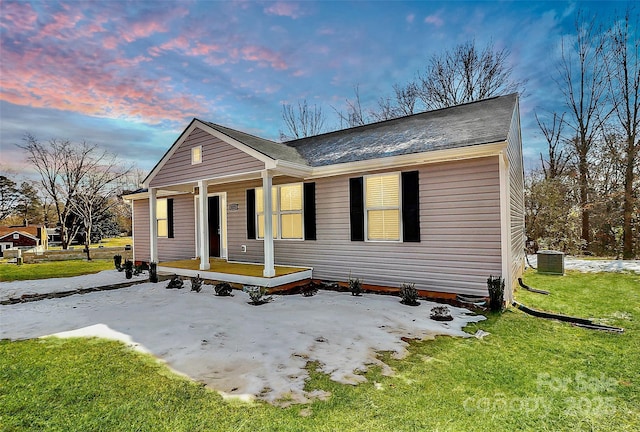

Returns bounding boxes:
[198,180,210,270]
[262,170,275,277]
[149,187,158,263]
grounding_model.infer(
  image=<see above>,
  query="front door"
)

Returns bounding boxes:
[208,196,221,258]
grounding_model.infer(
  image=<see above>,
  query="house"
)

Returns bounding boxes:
[0,225,48,256]
[124,94,524,300]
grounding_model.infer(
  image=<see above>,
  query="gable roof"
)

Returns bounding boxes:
[0,226,41,241]
[144,94,518,186]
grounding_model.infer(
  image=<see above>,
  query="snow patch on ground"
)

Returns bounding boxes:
[526,255,640,273]
[0,281,483,404]
[0,269,146,302]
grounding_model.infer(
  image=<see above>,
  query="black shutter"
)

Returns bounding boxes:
[401,171,420,242]
[246,189,256,239]
[349,177,365,241]
[167,199,174,238]
[303,182,316,240]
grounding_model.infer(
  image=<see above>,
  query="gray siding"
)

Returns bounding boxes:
[507,103,526,286]
[149,127,264,188]
[224,157,502,296]
[132,193,196,262]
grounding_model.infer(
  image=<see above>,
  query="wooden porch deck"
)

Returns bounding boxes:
[157,258,312,288]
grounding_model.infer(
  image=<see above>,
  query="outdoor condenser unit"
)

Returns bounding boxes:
[537,250,565,275]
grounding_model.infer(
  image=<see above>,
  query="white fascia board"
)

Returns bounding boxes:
[0,231,39,241]
[273,159,313,178]
[308,141,508,179]
[122,190,191,201]
[143,119,272,188]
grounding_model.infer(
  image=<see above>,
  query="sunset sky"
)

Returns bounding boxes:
[0,0,625,177]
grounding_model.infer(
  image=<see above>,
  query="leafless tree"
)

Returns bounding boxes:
[19,134,130,252]
[416,39,525,110]
[280,99,326,141]
[605,8,639,258]
[334,85,368,128]
[68,155,130,260]
[535,111,570,179]
[555,11,612,250]
[372,83,419,122]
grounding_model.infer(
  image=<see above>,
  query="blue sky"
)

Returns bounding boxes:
[0,0,625,177]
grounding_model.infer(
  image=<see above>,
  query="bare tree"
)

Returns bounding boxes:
[0,175,20,221]
[68,156,130,260]
[555,11,611,250]
[372,83,419,121]
[605,8,639,258]
[19,134,129,251]
[334,85,368,128]
[416,39,525,110]
[279,99,326,141]
[535,111,570,179]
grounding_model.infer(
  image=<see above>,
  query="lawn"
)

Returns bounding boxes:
[0,259,113,282]
[48,236,132,250]
[1,270,638,431]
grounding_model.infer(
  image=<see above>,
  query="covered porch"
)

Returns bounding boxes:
[158,258,312,288]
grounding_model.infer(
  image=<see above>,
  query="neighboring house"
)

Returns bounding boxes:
[124,94,525,300]
[0,225,48,256]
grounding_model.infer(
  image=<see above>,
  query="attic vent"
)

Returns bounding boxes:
[537,250,564,275]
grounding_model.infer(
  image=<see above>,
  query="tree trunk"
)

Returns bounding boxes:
[623,136,636,259]
[84,222,92,261]
[578,155,591,250]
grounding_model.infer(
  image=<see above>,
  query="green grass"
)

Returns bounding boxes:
[0,259,113,282]
[48,237,132,250]
[1,270,638,431]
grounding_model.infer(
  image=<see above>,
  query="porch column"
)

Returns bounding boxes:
[198,180,210,270]
[149,187,158,263]
[262,170,275,277]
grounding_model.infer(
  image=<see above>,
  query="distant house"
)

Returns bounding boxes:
[0,225,48,256]
[124,94,525,300]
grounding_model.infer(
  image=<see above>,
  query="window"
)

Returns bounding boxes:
[13,233,19,239]
[157,199,168,237]
[365,173,400,241]
[256,183,303,240]
[191,146,202,164]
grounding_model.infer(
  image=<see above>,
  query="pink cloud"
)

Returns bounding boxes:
[0,2,38,32]
[123,20,168,43]
[424,14,444,27]
[264,2,303,19]
[239,45,288,70]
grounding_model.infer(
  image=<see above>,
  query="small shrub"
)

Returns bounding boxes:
[133,264,144,276]
[243,285,272,305]
[113,255,123,271]
[487,275,505,312]
[430,305,453,321]
[191,275,203,292]
[301,282,319,297]
[349,275,363,296]
[214,282,234,296]
[400,282,420,306]
[124,260,133,279]
[166,275,184,289]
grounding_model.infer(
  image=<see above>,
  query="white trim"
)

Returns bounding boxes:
[197,180,210,270]
[143,120,274,188]
[499,152,513,303]
[130,199,136,263]
[262,170,275,277]
[156,265,312,288]
[0,231,39,242]
[194,192,228,260]
[149,188,158,263]
[191,145,202,165]
[363,172,402,242]
[123,190,190,201]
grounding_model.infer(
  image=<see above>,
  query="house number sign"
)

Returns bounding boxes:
[228,203,239,212]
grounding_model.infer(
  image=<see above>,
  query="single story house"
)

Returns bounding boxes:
[124,94,524,300]
[0,225,48,256]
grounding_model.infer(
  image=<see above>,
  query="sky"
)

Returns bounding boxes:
[0,0,627,179]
